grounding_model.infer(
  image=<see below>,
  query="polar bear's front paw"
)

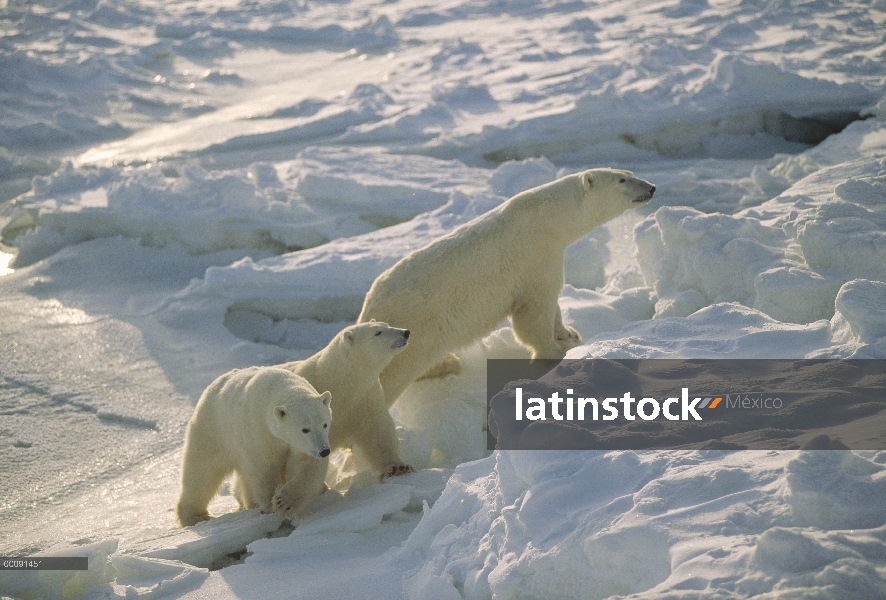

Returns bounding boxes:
[382,463,415,479]
[556,326,582,348]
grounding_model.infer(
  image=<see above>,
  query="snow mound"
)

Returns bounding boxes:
[636,155,886,324]
[3,148,486,268]
[398,450,886,600]
[833,279,886,344]
[784,451,886,530]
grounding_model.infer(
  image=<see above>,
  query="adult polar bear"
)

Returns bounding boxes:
[359,168,655,407]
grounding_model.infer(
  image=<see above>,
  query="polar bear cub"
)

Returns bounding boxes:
[279,321,412,479]
[176,366,331,527]
[358,168,655,407]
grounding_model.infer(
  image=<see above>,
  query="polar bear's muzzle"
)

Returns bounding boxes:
[391,330,410,349]
[633,184,656,204]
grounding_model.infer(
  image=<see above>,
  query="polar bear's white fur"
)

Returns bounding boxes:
[176,366,332,527]
[358,168,655,406]
[279,322,413,479]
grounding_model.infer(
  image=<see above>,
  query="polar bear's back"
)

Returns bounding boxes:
[360,223,521,343]
[364,173,587,295]
[359,180,577,341]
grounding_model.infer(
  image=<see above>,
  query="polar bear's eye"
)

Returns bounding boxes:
[302,428,310,433]
[323,423,328,428]
[374,331,382,336]
[619,178,626,183]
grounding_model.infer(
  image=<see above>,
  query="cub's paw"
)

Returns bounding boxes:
[382,464,415,479]
[176,510,212,528]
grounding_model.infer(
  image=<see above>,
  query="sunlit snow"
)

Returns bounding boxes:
[1,0,886,598]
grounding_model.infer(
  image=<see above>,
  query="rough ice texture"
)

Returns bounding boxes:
[3,0,886,598]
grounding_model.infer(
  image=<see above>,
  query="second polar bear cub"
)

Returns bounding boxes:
[359,168,656,407]
[279,321,412,479]
[176,366,331,527]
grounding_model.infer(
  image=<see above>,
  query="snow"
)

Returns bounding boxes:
[2,0,886,598]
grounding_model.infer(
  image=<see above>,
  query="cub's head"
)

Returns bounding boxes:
[342,321,409,352]
[337,321,410,373]
[578,168,655,222]
[272,391,331,459]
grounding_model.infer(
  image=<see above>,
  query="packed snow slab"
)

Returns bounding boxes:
[130,511,285,570]
[0,467,447,600]
[0,539,209,600]
[167,473,450,600]
[75,55,409,167]
[567,298,886,361]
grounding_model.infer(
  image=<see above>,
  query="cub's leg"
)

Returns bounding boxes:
[237,459,284,514]
[348,390,413,479]
[272,456,327,520]
[176,436,230,527]
[231,474,251,510]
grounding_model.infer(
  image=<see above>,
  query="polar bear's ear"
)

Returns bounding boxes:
[369,318,376,323]
[274,406,287,420]
[320,391,331,407]
[345,330,354,345]
[582,172,594,192]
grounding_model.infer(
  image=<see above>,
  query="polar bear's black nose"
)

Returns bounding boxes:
[403,330,410,339]
[320,448,330,458]
[650,185,656,194]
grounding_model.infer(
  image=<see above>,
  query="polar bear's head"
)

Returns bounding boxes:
[261,370,332,459]
[343,321,410,349]
[578,168,655,223]
[338,321,410,371]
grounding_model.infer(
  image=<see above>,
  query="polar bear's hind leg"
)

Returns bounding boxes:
[416,353,463,381]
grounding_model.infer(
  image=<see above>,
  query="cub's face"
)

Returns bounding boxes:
[343,321,410,354]
[579,168,656,222]
[273,391,332,459]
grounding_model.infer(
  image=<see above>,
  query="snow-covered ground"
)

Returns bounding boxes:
[2,0,886,598]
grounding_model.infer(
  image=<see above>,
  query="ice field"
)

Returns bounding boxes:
[1,0,886,598]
